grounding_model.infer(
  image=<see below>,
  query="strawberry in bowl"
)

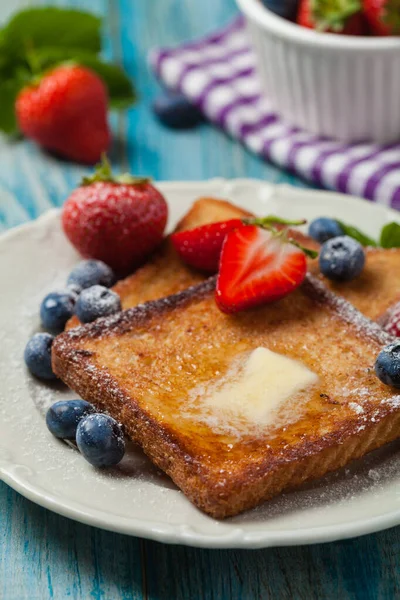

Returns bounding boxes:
[363,0,400,35]
[296,0,369,33]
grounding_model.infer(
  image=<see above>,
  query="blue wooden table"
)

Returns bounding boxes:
[1,1,399,598]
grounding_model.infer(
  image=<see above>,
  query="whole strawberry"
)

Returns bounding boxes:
[297,0,368,33]
[363,0,400,34]
[16,65,110,164]
[62,156,168,274]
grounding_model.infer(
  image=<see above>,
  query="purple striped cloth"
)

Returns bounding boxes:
[150,17,400,210]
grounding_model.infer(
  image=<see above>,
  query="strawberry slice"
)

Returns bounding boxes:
[171,215,310,273]
[171,219,242,273]
[216,226,308,314]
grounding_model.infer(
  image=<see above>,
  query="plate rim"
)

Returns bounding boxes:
[2,179,400,549]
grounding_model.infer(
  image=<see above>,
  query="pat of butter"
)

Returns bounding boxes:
[202,347,318,426]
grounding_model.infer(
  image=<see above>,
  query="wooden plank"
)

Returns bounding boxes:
[0,483,145,600]
[144,528,400,600]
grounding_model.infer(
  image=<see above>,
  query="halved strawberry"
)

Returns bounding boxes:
[216,226,310,314]
[171,219,242,273]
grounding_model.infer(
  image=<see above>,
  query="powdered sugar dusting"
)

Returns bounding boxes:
[305,274,395,346]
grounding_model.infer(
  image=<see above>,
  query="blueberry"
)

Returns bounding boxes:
[24,333,56,380]
[152,91,204,129]
[375,343,400,388]
[76,414,125,467]
[261,0,298,19]
[75,285,121,323]
[40,289,77,333]
[319,236,365,282]
[308,218,344,244]
[67,260,115,290]
[46,400,95,439]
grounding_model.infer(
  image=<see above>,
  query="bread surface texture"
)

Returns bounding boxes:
[53,275,400,518]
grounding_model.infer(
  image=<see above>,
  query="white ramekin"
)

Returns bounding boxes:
[236,0,400,142]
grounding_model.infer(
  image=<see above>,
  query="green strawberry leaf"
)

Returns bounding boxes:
[0,78,25,134]
[336,220,377,247]
[312,0,362,31]
[84,59,136,109]
[31,48,136,108]
[2,8,101,56]
[380,222,400,248]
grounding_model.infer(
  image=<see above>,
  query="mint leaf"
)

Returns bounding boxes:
[2,8,101,56]
[336,220,377,247]
[80,58,136,109]
[34,48,136,108]
[0,79,24,134]
[380,222,400,248]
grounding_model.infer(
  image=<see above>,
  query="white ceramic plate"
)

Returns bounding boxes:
[2,179,400,549]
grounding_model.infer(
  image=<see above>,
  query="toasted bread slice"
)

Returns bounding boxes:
[53,275,400,518]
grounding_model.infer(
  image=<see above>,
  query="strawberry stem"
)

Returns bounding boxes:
[82,153,150,186]
[243,216,307,227]
[243,214,318,259]
[289,239,319,259]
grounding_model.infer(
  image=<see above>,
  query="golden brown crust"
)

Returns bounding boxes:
[310,247,400,321]
[53,275,400,518]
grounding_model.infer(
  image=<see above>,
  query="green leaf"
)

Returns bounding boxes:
[82,154,149,186]
[87,60,136,109]
[33,48,136,108]
[2,8,101,55]
[380,222,400,248]
[0,79,24,134]
[336,220,377,247]
[247,215,307,227]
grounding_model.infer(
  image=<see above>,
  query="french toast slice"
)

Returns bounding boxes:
[53,275,400,519]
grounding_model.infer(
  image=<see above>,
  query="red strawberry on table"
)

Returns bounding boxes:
[216,224,317,314]
[16,65,110,164]
[363,0,400,35]
[297,0,368,34]
[62,156,168,274]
